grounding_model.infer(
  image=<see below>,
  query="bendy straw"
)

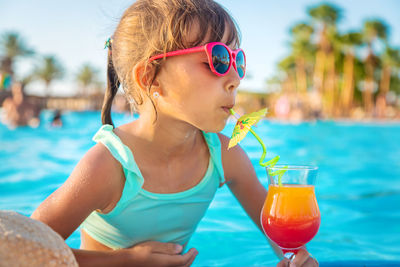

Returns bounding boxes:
[228,108,287,186]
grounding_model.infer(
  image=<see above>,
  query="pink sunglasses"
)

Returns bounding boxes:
[149,42,246,79]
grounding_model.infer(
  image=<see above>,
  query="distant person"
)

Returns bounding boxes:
[51,109,63,127]
[274,94,290,120]
[1,82,41,128]
[307,90,322,120]
[31,1,318,266]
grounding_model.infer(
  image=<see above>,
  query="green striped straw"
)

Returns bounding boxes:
[230,109,287,186]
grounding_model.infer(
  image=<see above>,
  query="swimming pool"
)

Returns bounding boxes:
[1,110,399,266]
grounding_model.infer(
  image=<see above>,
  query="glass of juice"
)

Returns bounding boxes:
[261,165,320,257]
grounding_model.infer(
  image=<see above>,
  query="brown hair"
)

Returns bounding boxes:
[102,0,241,127]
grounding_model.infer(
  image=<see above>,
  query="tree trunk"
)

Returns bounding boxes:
[295,57,307,93]
[323,51,336,117]
[45,82,51,97]
[312,50,326,93]
[313,25,329,94]
[376,65,391,118]
[341,52,355,117]
[379,65,391,96]
[364,50,375,117]
[282,71,296,94]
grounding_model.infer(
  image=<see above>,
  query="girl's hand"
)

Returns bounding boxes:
[277,248,318,267]
[127,241,198,267]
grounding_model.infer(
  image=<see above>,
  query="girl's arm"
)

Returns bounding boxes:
[31,144,122,239]
[31,144,197,267]
[219,133,318,267]
[218,133,284,258]
[71,242,197,267]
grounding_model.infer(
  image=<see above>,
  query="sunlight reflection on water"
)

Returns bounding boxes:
[1,111,399,266]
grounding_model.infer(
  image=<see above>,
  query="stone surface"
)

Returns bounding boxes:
[0,210,78,267]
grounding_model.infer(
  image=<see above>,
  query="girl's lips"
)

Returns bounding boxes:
[221,105,234,114]
[222,104,235,110]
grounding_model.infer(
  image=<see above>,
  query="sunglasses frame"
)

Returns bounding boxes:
[148,42,246,79]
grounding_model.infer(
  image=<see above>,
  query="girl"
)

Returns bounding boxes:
[32,0,318,266]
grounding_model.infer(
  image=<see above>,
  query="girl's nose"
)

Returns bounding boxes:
[225,65,240,92]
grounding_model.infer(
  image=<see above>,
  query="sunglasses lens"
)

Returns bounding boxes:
[211,45,230,75]
[236,50,245,78]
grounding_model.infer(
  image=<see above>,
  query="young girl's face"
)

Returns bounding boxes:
[155,29,240,132]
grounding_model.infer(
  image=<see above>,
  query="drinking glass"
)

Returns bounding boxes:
[261,165,320,257]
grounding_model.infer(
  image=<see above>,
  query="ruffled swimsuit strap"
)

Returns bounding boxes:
[92,124,144,214]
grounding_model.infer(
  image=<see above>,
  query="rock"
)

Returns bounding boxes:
[0,210,78,267]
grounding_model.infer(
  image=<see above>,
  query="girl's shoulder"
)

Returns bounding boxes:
[217,133,254,184]
[216,132,246,160]
[84,142,123,173]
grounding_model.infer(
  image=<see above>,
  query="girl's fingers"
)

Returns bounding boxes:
[290,249,314,267]
[164,248,198,267]
[179,248,198,267]
[141,241,183,255]
[277,258,290,267]
[155,242,183,255]
[302,255,319,267]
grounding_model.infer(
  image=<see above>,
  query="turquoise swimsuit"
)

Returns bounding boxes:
[80,125,225,249]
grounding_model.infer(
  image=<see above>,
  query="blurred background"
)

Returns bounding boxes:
[1,1,400,266]
[1,0,400,122]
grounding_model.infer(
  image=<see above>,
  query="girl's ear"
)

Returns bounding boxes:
[132,62,160,93]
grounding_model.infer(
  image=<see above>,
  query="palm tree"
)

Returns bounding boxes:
[361,19,388,116]
[337,32,363,116]
[323,29,343,117]
[307,4,342,118]
[34,55,64,96]
[0,32,34,79]
[307,3,342,94]
[376,46,400,117]
[75,63,100,96]
[290,23,315,93]
[277,55,296,94]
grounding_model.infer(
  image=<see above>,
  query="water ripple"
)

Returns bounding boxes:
[1,113,399,265]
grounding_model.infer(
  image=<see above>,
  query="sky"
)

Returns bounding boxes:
[1,0,400,96]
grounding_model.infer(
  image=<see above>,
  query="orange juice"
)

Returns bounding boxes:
[261,184,320,250]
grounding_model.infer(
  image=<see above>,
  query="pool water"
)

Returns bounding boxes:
[1,111,400,266]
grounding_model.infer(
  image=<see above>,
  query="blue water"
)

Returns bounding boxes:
[1,110,400,266]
